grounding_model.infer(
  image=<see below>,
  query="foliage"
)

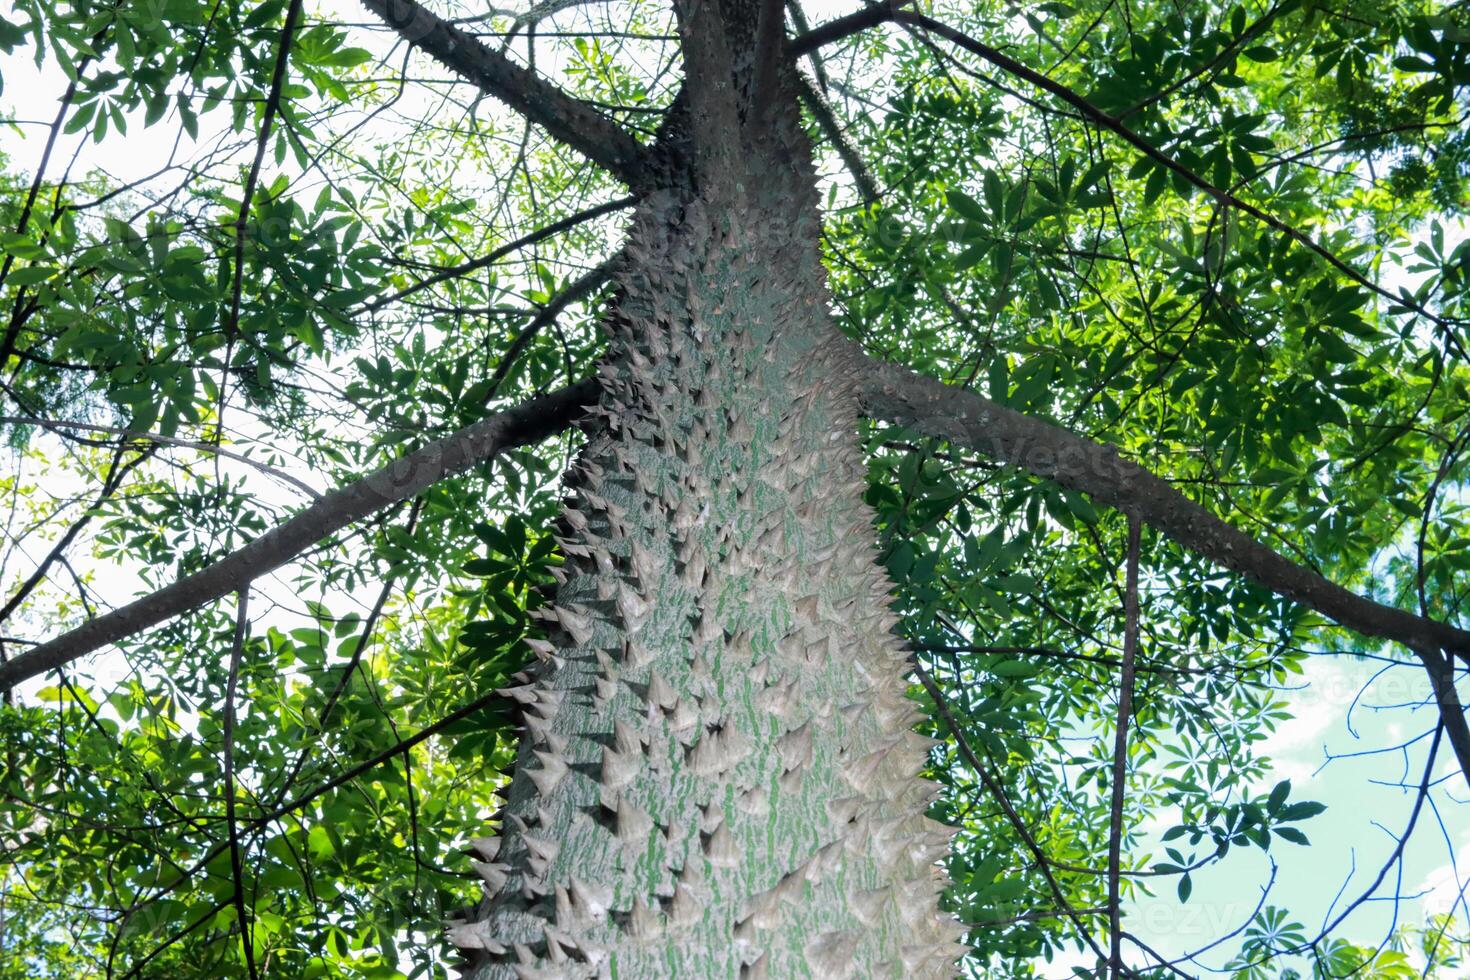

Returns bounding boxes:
[0,0,1467,975]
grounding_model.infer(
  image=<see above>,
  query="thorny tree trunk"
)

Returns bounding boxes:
[447,3,965,976]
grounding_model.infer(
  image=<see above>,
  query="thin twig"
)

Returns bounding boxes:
[222,588,258,980]
[914,661,1122,972]
[361,196,631,314]
[486,260,613,397]
[110,684,509,946]
[1107,516,1141,978]
[268,499,423,809]
[1,416,320,498]
[221,0,307,422]
[893,11,1469,358]
[0,446,154,628]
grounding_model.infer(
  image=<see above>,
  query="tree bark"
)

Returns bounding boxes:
[448,3,961,975]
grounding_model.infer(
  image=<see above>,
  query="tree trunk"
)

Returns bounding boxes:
[448,4,963,976]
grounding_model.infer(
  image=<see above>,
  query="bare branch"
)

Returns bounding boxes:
[787,0,908,56]
[225,0,306,359]
[486,259,614,397]
[0,379,598,691]
[221,589,259,980]
[1107,518,1141,978]
[0,447,154,628]
[358,0,649,185]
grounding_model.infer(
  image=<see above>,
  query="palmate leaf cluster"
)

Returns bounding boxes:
[0,0,1467,976]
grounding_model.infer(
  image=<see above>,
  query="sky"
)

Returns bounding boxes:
[1124,652,1470,976]
[3,0,1470,976]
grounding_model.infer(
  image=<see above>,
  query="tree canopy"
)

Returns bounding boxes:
[0,0,1468,976]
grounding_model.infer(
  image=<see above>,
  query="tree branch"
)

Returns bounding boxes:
[360,195,632,314]
[112,683,510,946]
[914,661,1120,971]
[851,348,1470,664]
[0,446,154,628]
[749,0,787,125]
[225,0,305,353]
[358,0,649,186]
[486,259,614,397]
[795,73,879,204]
[0,13,116,369]
[1,416,320,498]
[0,379,598,691]
[1420,648,1470,788]
[221,589,259,980]
[1107,518,1141,978]
[792,5,1465,345]
[914,643,1263,680]
[787,0,908,56]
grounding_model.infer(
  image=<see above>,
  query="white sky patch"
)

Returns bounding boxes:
[1420,839,1470,920]
[1251,655,1363,787]
[1260,657,1349,758]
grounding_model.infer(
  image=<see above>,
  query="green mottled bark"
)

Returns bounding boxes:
[447,3,963,976]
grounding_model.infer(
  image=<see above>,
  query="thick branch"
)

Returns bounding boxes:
[358,0,649,185]
[787,0,908,56]
[671,0,742,175]
[852,349,1470,663]
[1421,649,1470,787]
[0,380,598,691]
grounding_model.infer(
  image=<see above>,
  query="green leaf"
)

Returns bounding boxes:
[992,660,1041,678]
[1274,826,1310,845]
[321,46,373,68]
[1394,55,1437,73]
[946,189,987,222]
[1278,801,1326,821]
[955,242,990,270]
[6,265,56,286]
